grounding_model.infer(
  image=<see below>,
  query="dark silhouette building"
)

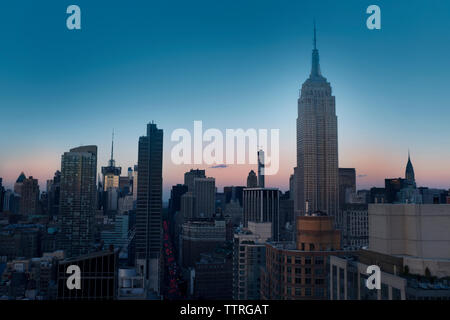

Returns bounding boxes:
[135,122,163,295]
[246,170,258,188]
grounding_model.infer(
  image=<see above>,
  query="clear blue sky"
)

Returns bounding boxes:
[1,0,450,200]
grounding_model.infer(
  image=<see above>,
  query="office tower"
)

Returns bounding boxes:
[233,222,270,300]
[127,166,133,180]
[257,150,265,188]
[224,199,243,226]
[168,184,188,216]
[279,195,295,241]
[135,122,163,295]
[0,224,43,259]
[57,248,119,300]
[193,249,232,300]
[180,192,195,220]
[294,25,339,217]
[337,168,356,229]
[119,176,131,194]
[181,219,226,268]
[106,188,119,212]
[243,188,280,241]
[246,170,258,188]
[341,203,368,248]
[384,178,406,203]
[101,213,129,251]
[184,169,206,192]
[339,168,356,207]
[59,145,98,258]
[224,186,244,207]
[2,190,20,214]
[15,175,40,215]
[102,131,122,191]
[193,177,215,218]
[260,213,342,300]
[46,171,61,217]
[289,174,295,200]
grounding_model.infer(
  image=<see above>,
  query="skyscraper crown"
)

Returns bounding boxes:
[405,150,415,185]
[309,22,326,81]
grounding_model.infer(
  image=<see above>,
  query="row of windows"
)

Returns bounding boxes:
[270,255,325,265]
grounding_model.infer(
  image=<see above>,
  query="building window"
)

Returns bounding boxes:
[315,256,324,265]
[315,278,324,285]
[305,287,312,296]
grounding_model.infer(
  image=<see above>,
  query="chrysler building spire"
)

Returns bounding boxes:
[405,150,416,185]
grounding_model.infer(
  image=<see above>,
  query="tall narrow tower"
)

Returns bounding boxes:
[405,150,416,187]
[257,149,265,188]
[136,122,163,296]
[102,130,122,191]
[294,24,339,217]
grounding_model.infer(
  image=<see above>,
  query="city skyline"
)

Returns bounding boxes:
[1,1,450,304]
[2,0,450,199]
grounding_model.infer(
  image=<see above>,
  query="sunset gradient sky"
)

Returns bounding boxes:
[1,0,450,200]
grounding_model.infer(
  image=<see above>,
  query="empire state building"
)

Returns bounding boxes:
[294,25,339,217]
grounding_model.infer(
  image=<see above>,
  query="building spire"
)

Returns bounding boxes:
[107,129,116,167]
[313,19,317,50]
[310,20,323,79]
[405,149,415,186]
[111,129,114,161]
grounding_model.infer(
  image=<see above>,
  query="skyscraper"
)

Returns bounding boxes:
[135,122,163,295]
[194,177,216,218]
[246,170,257,188]
[102,130,122,191]
[294,24,339,217]
[16,175,40,216]
[257,150,265,188]
[59,145,98,258]
[338,168,356,229]
[184,169,206,192]
[46,170,61,217]
[405,151,416,187]
[243,188,280,241]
